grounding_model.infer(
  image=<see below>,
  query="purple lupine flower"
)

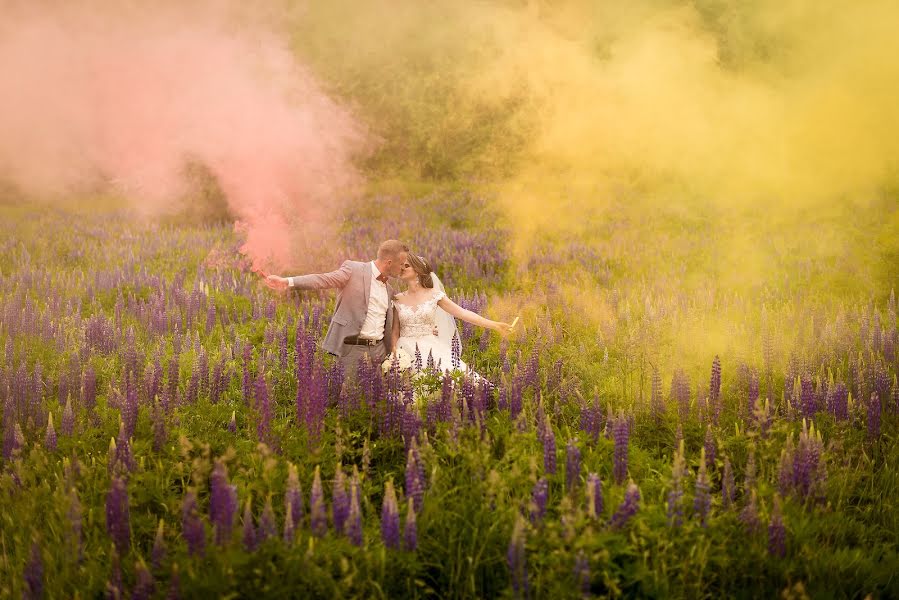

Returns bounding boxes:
[667,444,686,528]
[574,550,590,596]
[255,372,271,445]
[381,480,401,550]
[332,468,349,534]
[768,495,786,557]
[284,464,304,542]
[82,366,97,412]
[61,396,75,437]
[709,355,721,423]
[777,440,794,497]
[310,466,327,537]
[543,422,557,476]
[106,476,130,554]
[868,392,881,439]
[346,482,363,547]
[451,332,461,370]
[68,488,84,563]
[507,515,528,599]
[151,520,166,572]
[740,489,761,535]
[258,496,277,543]
[404,500,418,551]
[23,540,43,600]
[405,445,425,512]
[209,461,238,545]
[106,546,123,599]
[609,481,640,530]
[612,414,629,484]
[242,499,257,552]
[227,410,237,434]
[703,425,716,470]
[586,473,603,519]
[414,343,422,371]
[151,400,167,453]
[801,376,816,419]
[651,367,664,422]
[722,456,735,508]
[44,412,57,452]
[114,421,136,473]
[744,450,757,496]
[182,490,205,556]
[131,560,155,600]
[530,478,548,523]
[565,439,581,492]
[694,448,711,526]
[671,369,691,423]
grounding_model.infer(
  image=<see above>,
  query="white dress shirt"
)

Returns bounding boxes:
[359,261,389,340]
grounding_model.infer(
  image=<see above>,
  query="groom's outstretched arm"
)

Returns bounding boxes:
[266,261,353,291]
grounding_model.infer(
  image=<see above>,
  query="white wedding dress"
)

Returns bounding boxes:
[395,290,471,373]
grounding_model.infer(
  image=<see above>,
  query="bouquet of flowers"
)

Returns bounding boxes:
[381,348,414,374]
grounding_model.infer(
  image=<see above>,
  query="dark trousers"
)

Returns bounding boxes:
[339,341,387,380]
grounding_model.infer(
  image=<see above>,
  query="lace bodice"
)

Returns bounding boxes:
[395,291,446,338]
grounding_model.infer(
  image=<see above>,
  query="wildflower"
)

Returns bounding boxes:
[406,443,425,512]
[209,460,238,545]
[44,412,57,452]
[694,448,711,526]
[566,439,581,492]
[131,560,155,600]
[404,500,418,551]
[346,483,363,547]
[768,495,786,557]
[381,479,401,549]
[586,473,603,519]
[23,540,43,600]
[106,477,130,554]
[507,515,528,599]
[543,423,557,476]
[242,498,257,552]
[258,496,277,543]
[609,482,640,529]
[529,478,548,523]
[667,442,686,528]
[703,425,716,470]
[151,520,166,571]
[739,490,761,535]
[612,415,629,484]
[722,456,735,508]
[61,396,75,437]
[310,466,327,537]
[574,550,590,597]
[181,490,205,556]
[332,467,349,534]
[284,464,304,541]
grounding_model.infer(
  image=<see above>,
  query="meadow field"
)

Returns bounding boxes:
[2,1,899,598]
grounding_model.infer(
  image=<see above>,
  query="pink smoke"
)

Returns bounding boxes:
[0,2,369,269]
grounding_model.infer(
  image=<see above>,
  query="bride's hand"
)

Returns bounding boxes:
[495,321,514,337]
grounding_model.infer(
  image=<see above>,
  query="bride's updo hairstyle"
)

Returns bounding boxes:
[408,254,434,288]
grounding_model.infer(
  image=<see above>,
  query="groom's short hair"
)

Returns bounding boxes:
[377,240,409,260]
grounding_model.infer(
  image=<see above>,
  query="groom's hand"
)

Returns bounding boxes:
[264,275,290,291]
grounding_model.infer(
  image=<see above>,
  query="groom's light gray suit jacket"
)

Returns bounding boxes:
[290,260,395,357]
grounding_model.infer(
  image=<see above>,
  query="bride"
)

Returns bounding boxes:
[390,254,512,373]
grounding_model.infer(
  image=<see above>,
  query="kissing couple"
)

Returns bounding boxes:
[264,239,514,377]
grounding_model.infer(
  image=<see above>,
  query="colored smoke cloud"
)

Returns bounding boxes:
[0,1,370,269]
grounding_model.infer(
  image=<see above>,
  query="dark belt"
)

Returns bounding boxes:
[343,336,382,346]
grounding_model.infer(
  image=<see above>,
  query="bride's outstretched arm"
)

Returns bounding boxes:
[437,297,512,336]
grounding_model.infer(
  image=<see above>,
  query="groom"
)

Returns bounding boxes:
[265,240,408,375]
